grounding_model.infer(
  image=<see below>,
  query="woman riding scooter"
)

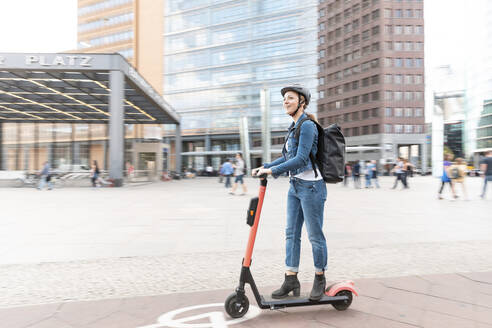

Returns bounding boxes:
[252,84,328,301]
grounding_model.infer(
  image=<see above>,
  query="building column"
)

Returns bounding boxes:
[109,70,125,187]
[175,123,182,174]
[16,124,20,170]
[49,123,55,167]
[205,134,211,165]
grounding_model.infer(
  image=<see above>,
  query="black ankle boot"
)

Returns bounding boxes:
[271,274,300,299]
[309,273,326,301]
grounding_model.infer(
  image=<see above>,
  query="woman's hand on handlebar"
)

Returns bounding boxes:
[252,167,272,177]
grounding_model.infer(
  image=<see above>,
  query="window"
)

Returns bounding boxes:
[415,42,423,51]
[405,42,413,51]
[384,57,392,67]
[319,50,325,58]
[319,36,325,44]
[405,108,413,117]
[405,92,413,100]
[344,23,352,33]
[395,107,403,116]
[344,83,351,92]
[352,95,359,105]
[371,75,379,84]
[414,91,423,100]
[319,77,325,85]
[371,108,379,117]
[352,19,359,29]
[319,91,325,98]
[363,126,370,135]
[362,29,370,40]
[384,124,392,133]
[394,9,402,18]
[394,124,403,133]
[335,28,342,38]
[352,127,360,136]
[372,42,380,51]
[415,25,424,34]
[394,25,403,34]
[352,80,359,89]
[415,125,423,133]
[362,14,370,25]
[415,108,423,117]
[384,74,392,83]
[353,4,360,14]
[372,26,380,36]
[385,41,392,50]
[319,9,326,17]
[394,74,402,84]
[394,91,402,101]
[405,25,413,34]
[385,91,392,100]
[362,77,370,87]
[415,58,423,67]
[405,125,413,133]
[343,98,351,107]
[414,75,423,84]
[344,113,350,122]
[344,8,351,19]
[371,91,379,100]
[405,58,413,67]
[415,9,423,18]
[344,128,351,136]
[384,8,392,17]
[395,58,403,67]
[352,112,359,120]
[385,25,393,34]
[319,23,325,31]
[352,34,360,44]
[372,124,380,134]
[372,9,380,19]
[394,42,403,51]
[362,93,370,102]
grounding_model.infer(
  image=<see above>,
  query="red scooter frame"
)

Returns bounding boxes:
[224,174,357,318]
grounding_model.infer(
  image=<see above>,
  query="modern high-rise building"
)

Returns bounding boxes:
[163,0,319,170]
[317,0,426,167]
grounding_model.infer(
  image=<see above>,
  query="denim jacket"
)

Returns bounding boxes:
[263,113,318,178]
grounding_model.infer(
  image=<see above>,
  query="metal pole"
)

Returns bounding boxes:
[240,116,251,176]
[109,70,125,187]
[0,122,3,170]
[260,88,271,163]
[432,102,444,177]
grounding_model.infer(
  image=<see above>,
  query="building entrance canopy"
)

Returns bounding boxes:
[0,53,179,124]
[0,53,181,186]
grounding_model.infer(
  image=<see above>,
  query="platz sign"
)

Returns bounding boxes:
[25,55,93,67]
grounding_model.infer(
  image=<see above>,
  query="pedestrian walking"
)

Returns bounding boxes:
[220,159,234,188]
[391,157,407,189]
[252,84,328,301]
[438,154,457,200]
[343,162,352,187]
[352,161,361,189]
[370,160,380,188]
[91,160,100,187]
[402,159,412,189]
[480,151,492,199]
[449,158,469,200]
[364,161,372,188]
[37,161,53,190]
[230,153,247,195]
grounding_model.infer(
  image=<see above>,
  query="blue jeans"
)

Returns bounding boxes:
[38,175,52,190]
[285,178,327,273]
[482,175,492,197]
[365,174,372,187]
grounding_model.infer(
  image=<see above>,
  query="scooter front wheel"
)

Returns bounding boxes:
[224,293,249,318]
[332,290,353,311]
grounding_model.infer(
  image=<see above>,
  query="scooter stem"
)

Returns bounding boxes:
[243,175,267,267]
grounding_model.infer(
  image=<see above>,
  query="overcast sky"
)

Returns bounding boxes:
[0,0,486,77]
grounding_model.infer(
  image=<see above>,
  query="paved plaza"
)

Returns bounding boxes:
[0,175,491,327]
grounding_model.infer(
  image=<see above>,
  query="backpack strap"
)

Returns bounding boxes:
[293,118,318,177]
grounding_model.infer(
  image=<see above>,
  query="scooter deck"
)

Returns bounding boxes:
[260,294,349,310]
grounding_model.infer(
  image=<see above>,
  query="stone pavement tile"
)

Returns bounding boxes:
[376,275,433,295]
[0,303,61,328]
[27,317,75,328]
[54,298,123,327]
[420,273,492,295]
[84,311,147,328]
[241,307,337,328]
[462,272,492,284]
[421,310,488,328]
[351,296,425,326]
[356,279,389,299]
[317,310,420,328]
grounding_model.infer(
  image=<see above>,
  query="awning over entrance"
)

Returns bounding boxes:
[0,53,179,124]
[0,53,182,186]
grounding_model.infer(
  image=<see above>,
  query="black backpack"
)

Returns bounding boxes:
[293,118,346,183]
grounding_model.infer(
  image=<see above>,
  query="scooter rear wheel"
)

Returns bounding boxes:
[225,293,249,318]
[332,290,352,311]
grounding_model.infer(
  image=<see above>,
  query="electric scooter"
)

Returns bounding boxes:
[224,174,358,318]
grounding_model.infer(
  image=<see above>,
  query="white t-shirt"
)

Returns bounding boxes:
[234,159,245,176]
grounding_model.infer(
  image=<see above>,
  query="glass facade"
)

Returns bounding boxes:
[477,100,492,150]
[164,0,319,133]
